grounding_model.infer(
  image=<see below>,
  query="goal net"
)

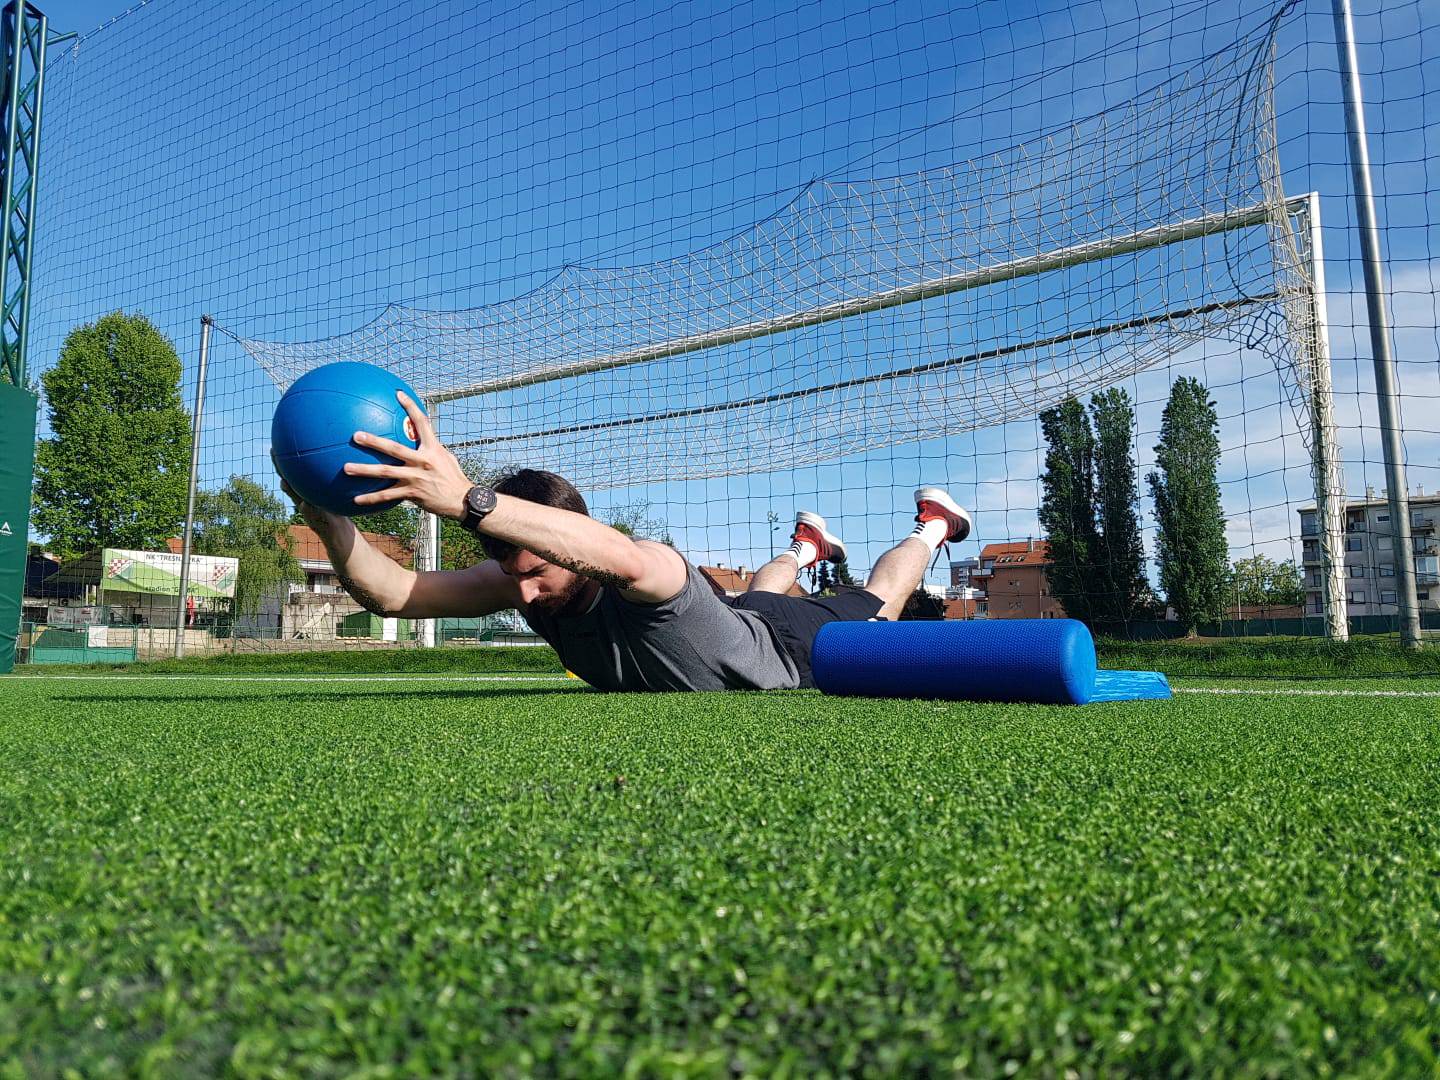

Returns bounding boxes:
[24,0,1381,654]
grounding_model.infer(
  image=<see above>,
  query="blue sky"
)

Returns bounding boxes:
[22,0,1440,594]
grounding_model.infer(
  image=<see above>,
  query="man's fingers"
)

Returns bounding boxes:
[344,461,406,479]
[396,391,436,445]
[353,430,424,463]
[352,487,407,505]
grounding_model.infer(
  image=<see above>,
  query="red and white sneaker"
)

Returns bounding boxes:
[793,511,848,564]
[914,487,972,544]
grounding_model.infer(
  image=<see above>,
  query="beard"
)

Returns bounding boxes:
[529,573,591,616]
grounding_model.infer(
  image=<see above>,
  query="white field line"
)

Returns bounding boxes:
[4,678,1436,698]
[3,674,576,684]
[1175,686,1440,699]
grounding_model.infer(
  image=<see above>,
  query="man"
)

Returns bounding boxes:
[283,391,971,691]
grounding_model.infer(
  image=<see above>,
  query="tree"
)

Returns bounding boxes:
[1038,397,1100,622]
[439,516,486,571]
[831,555,858,587]
[32,312,191,558]
[193,476,302,618]
[900,588,945,620]
[1269,560,1305,607]
[606,500,669,542]
[1228,555,1305,610]
[813,562,835,596]
[1148,377,1228,634]
[1090,388,1150,622]
[345,502,418,540]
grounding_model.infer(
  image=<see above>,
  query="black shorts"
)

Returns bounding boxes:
[726,585,886,688]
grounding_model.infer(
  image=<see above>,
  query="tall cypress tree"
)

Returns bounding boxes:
[1090,388,1149,623]
[1147,377,1228,634]
[1038,397,1100,622]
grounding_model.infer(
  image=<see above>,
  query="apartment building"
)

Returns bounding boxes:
[970,539,1065,619]
[1299,491,1440,617]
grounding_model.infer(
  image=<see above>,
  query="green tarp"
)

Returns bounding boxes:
[0,384,38,674]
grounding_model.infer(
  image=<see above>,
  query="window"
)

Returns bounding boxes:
[1377,513,1390,523]
[1379,564,1395,577]
[1310,598,1324,614]
[1307,571,1322,588]
[1348,591,1365,605]
[1349,565,1365,578]
[1300,513,1318,536]
[1346,537,1363,552]
[1381,591,1397,605]
[1419,591,1431,601]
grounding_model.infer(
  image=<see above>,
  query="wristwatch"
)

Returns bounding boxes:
[459,484,498,533]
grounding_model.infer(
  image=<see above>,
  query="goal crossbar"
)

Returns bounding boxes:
[451,292,1281,452]
[428,197,1296,405]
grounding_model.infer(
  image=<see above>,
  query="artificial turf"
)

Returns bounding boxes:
[2,672,1438,1076]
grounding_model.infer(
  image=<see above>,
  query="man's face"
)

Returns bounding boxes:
[502,550,590,614]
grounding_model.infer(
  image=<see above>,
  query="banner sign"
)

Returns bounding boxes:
[100,548,238,598]
[47,605,99,627]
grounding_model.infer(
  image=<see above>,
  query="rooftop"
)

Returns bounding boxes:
[698,564,807,597]
[976,540,1052,569]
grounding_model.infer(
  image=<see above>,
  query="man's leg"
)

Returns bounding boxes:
[864,487,973,620]
[748,511,847,594]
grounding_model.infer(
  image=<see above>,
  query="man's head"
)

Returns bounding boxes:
[481,469,593,614]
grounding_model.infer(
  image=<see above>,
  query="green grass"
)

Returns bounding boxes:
[24,633,1438,681]
[22,645,566,676]
[1097,634,1440,679]
[3,674,1439,1075]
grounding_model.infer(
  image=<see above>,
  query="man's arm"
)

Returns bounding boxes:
[284,483,521,619]
[346,392,688,604]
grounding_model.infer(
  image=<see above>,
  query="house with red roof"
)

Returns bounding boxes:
[970,539,1064,620]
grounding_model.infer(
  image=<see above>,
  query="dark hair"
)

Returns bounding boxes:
[478,469,589,562]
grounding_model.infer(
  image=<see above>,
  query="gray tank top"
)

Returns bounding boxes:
[521,561,801,692]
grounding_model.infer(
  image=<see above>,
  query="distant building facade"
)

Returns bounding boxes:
[971,539,1064,620]
[1299,491,1440,617]
[948,557,981,596]
[280,525,414,639]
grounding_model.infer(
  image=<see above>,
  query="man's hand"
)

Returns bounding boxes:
[345,391,472,520]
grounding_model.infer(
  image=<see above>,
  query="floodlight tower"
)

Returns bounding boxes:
[0,1,69,673]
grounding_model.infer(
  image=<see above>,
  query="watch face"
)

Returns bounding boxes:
[467,486,496,517]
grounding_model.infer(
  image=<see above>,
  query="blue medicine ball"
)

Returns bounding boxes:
[271,361,425,517]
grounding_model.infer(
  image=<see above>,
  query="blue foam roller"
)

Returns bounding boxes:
[810,619,1170,705]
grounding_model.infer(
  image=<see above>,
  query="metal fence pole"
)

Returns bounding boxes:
[415,398,439,648]
[1332,0,1422,647]
[174,314,213,658]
